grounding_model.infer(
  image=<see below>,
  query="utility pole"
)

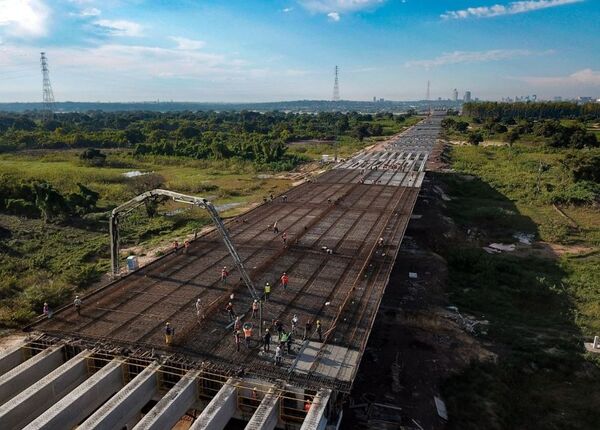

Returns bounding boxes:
[40,52,55,121]
[332,66,340,102]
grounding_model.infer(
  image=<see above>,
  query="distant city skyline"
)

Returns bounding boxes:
[0,0,598,102]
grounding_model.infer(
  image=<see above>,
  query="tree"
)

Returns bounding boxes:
[505,128,520,146]
[33,182,69,222]
[126,173,166,217]
[79,148,106,166]
[467,132,483,146]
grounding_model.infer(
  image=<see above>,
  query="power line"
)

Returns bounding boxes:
[40,52,55,121]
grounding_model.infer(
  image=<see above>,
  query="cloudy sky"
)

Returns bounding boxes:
[0,0,598,102]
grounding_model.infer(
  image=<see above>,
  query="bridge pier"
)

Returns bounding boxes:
[189,378,238,430]
[244,387,279,430]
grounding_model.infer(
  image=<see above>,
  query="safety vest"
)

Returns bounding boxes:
[264,284,271,293]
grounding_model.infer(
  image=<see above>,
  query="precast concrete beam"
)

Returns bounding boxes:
[0,349,91,430]
[299,389,332,430]
[132,369,200,430]
[244,388,280,430]
[24,359,124,430]
[0,344,64,406]
[0,341,26,377]
[80,361,160,430]
[189,378,238,430]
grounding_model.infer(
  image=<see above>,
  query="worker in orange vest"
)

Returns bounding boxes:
[280,272,289,290]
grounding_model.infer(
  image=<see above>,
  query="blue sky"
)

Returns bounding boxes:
[0,0,598,102]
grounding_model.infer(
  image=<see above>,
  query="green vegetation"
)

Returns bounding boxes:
[438,141,600,429]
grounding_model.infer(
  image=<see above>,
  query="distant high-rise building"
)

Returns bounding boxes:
[464,91,472,102]
[553,96,562,101]
[379,98,385,103]
[452,88,458,101]
[532,94,537,101]
[373,96,377,102]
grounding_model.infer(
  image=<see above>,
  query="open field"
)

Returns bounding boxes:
[437,143,600,429]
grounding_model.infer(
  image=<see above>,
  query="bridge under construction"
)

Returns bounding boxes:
[0,113,444,429]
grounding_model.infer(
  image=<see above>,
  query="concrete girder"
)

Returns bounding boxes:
[0,341,26,377]
[0,349,91,430]
[244,387,280,430]
[0,344,64,406]
[80,361,160,430]
[299,389,332,430]
[189,378,238,430]
[132,369,200,430]
[23,359,124,430]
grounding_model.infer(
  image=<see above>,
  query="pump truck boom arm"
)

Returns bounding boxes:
[109,189,259,300]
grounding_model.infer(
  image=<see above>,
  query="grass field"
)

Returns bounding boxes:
[438,143,600,429]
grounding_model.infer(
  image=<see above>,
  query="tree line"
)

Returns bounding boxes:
[463,101,600,120]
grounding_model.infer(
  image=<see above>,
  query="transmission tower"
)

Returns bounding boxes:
[332,65,340,102]
[40,52,55,121]
[426,80,430,101]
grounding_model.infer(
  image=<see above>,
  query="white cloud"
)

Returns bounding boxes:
[516,69,600,86]
[405,49,552,68]
[170,36,206,50]
[282,7,294,12]
[0,0,50,37]
[94,19,143,37]
[442,0,583,20]
[79,7,101,17]
[327,11,341,21]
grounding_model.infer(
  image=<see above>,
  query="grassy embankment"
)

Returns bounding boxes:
[437,143,600,429]
[0,118,416,328]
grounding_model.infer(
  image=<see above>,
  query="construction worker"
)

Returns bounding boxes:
[281,272,289,290]
[184,240,190,254]
[378,237,384,247]
[263,329,271,352]
[226,302,235,322]
[252,299,259,319]
[165,322,174,345]
[43,302,52,319]
[282,232,287,246]
[234,330,242,352]
[264,282,271,302]
[195,298,202,320]
[234,316,242,332]
[73,295,82,316]
[316,320,322,342]
[280,330,289,349]
[291,314,298,335]
[303,320,312,341]
[275,345,282,365]
[275,319,284,337]
[304,399,312,412]
[221,266,229,284]
[243,323,252,348]
[273,220,279,234]
[173,240,179,254]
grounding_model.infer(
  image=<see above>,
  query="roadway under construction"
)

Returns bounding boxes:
[0,113,444,429]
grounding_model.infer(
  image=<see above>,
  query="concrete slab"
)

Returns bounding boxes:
[133,369,200,430]
[189,378,238,430]
[80,362,160,430]
[0,349,90,430]
[24,359,123,429]
[300,389,331,430]
[0,344,64,406]
[291,342,359,382]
